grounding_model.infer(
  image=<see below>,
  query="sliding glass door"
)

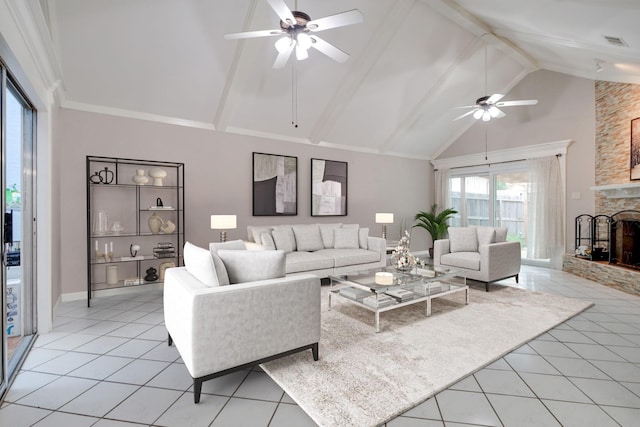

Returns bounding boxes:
[1,63,37,398]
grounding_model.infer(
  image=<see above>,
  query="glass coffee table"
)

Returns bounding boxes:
[329,265,468,332]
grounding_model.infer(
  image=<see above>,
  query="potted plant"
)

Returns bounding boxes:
[413,204,458,258]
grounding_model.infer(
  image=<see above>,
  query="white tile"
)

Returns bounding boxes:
[106,322,153,338]
[233,371,284,402]
[68,355,133,380]
[41,333,99,351]
[146,362,193,390]
[73,335,129,355]
[4,371,60,402]
[210,397,277,427]
[436,390,501,426]
[132,312,165,325]
[21,348,67,370]
[60,381,139,417]
[16,376,98,410]
[106,386,182,424]
[155,392,227,427]
[106,359,169,385]
[543,400,619,427]
[106,338,159,358]
[140,341,180,362]
[30,351,99,375]
[31,411,99,427]
[0,403,51,427]
[136,324,168,341]
[486,394,561,427]
[269,403,317,427]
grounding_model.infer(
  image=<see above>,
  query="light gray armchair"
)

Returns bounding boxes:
[433,226,521,291]
[163,242,321,403]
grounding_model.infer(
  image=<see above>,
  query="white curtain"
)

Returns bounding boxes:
[434,168,450,210]
[527,156,564,259]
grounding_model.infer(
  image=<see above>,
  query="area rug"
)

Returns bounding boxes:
[261,284,593,427]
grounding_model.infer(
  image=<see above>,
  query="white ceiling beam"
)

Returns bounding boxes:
[213,0,260,132]
[307,0,415,145]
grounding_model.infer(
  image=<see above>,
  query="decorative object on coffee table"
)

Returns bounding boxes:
[391,230,415,271]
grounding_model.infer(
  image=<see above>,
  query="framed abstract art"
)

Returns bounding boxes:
[311,158,347,216]
[252,152,298,216]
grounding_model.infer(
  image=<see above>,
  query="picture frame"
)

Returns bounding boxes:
[311,158,348,216]
[253,152,297,216]
[631,117,640,180]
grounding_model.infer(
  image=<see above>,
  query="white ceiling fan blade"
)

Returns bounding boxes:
[496,99,539,107]
[487,94,504,104]
[265,0,296,27]
[224,29,283,40]
[455,105,476,109]
[273,43,294,69]
[492,107,506,118]
[453,110,477,121]
[307,9,363,32]
[309,36,349,63]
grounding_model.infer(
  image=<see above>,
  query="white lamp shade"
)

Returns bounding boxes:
[210,215,237,230]
[375,213,394,224]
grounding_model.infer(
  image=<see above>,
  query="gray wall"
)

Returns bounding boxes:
[58,108,433,296]
[439,69,596,253]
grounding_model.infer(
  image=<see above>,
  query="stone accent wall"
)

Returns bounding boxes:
[595,81,640,214]
[563,254,640,296]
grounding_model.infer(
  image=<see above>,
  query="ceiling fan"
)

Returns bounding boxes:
[224,0,363,69]
[454,94,538,122]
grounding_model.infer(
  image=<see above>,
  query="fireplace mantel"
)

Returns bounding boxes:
[591,183,640,198]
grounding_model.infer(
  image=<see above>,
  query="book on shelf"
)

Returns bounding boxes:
[123,278,144,286]
[149,206,174,210]
[339,287,372,302]
[385,288,416,302]
[413,281,443,296]
[362,294,396,309]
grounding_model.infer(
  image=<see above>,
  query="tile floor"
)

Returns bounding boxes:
[1,265,639,426]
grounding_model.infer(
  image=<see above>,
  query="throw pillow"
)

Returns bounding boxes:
[292,224,324,252]
[209,240,246,285]
[318,223,342,248]
[272,228,296,253]
[261,232,276,250]
[217,249,286,284]
[183,242,219,287]
[359,227,369,249]
[249,226,273,244]
[334,227,359,249]
[476,226,496,246]
[448,227,478,253]
[494,227,508,243]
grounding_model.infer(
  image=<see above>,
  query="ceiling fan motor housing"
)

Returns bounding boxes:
[280,11,311,31]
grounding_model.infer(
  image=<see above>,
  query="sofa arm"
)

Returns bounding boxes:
[479,241,521,281]
[164,268,321,379]
[433,239,450,266]
[367,236,387,267]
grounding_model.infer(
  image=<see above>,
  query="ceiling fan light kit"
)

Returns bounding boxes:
[224,0,363,69]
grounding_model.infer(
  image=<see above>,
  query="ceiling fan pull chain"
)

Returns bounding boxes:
[291,59,298,128]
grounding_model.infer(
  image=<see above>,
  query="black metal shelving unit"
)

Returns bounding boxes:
[86,156,185,307]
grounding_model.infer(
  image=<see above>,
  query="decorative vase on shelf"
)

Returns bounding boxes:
[160,220,176,234]
[132,169,149,185]
[148,212,163,234]
[391,230,416,272]
[148,168,167,186]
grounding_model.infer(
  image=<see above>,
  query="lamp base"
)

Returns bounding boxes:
[381,225,387,240]
[219,231,227,243]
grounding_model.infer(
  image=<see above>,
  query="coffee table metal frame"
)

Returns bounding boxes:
[329,266,468,332]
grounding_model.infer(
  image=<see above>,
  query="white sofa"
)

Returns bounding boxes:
[245,223,386,277]
[433,226,521,291]
[164,242,321,403]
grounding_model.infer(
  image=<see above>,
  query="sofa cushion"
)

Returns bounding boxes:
[184,242,219,287]
[316,248,380,267]
[358,227,369,249]
[476,226,496,246]
[209,240,246,285]
[448,227,478,253]
[248,226,273,243]
[334,227,359,249]
[272,228,297,253]
[285,251,334,274]
[318,223,342,248]
[261,232,276,250]
[441,252,481,271]
[292,224,324,252]
[494,227,508,242]
[217,249,286,284]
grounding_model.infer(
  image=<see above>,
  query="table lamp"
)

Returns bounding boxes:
[210,215,237,242]
[375,213,394,239]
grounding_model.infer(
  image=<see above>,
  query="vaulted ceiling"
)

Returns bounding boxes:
[43,0,640,159]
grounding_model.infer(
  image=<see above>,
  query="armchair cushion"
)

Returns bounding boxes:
[441,252,481,271]
[494,227,508,242]
[476,226,496,246]
[209,240,246,285]
[217,249,286,284]
[448,227,478,253]
[184,242,219,287]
